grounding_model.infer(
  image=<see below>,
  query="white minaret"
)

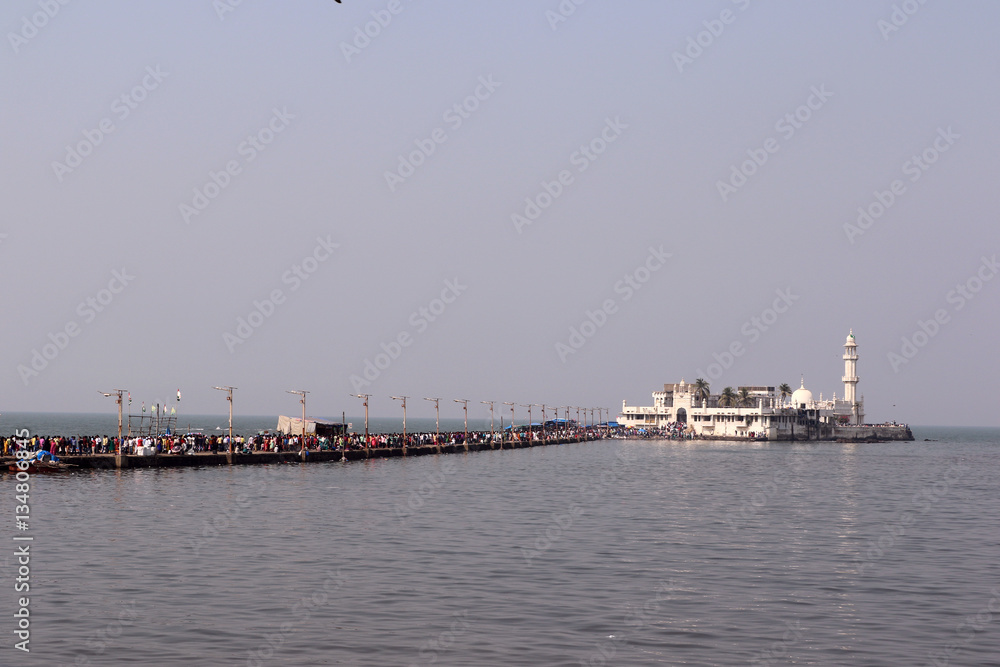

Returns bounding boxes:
[843,329,860,422]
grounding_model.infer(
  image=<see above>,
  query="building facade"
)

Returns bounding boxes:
[618,331,867,440]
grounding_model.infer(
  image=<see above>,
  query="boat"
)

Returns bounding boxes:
[8,460,74,474]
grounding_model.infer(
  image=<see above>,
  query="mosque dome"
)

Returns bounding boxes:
[791,379,813,408]
[846,329,857,345]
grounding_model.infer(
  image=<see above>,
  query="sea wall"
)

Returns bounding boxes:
[833,425,914,441]
[10,436,595,471]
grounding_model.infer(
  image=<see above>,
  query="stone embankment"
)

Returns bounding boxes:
[3,436,599,471]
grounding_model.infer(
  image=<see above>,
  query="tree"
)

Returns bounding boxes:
[719,387,737,408]
[779,383,792,407]
[738,387,753,407]
[694,378,711,404]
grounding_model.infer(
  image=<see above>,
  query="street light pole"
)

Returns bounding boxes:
[424,397,440,442]
[98,389,127,454]
[213,386,236,453]
[454,399,468,444]
[521,404,533,440]
[391,396,409,447]
[481,401,495,443]
[351,394,370,447]
[286,390,309,450]
[503,402,515,445]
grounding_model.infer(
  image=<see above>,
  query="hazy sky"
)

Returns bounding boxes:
[3,1,998,427]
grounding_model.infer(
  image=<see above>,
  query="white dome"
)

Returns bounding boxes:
[791,380,813,407]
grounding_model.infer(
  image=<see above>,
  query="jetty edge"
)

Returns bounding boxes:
[0,434,601,471]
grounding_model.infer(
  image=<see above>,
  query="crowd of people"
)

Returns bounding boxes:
[611,421,694,440]
[2,424,605,457]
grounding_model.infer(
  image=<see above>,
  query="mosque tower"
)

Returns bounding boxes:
[843,329,861,424]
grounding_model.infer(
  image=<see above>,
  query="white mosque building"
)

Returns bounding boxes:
[618,330,890,441]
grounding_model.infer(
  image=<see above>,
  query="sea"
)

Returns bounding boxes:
[0,417,998,666]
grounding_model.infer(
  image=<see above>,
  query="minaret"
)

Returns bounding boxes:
[843,329,860,423]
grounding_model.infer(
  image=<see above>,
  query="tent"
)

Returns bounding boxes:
[276,416,347,437]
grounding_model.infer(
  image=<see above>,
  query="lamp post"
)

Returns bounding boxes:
[424,397,440,442]
[98,389,127,454]
[503,402,515,444]
[521,404,533,440]
[391,396,408,447]
[351,394,370,447]
[454,399,468,444]
[286,390,309,450]
[481,401,495,443]
[213,386,236,454]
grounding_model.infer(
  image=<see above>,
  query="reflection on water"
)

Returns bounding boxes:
[2,434,999,665]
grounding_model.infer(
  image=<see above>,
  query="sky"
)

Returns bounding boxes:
[2,1,998,427]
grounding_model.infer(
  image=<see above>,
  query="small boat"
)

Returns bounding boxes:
[8,461,74,474]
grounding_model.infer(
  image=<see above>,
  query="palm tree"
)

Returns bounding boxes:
[738,387,753,407]
[693,378,711,404]
[778,383,792,408]
[719,387,737,408]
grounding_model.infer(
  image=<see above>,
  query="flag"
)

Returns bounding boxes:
[128,392,132,405]
[177,389,181,402]
[152,405,157,414]
[142,402,145,413]
[171,407,176,415]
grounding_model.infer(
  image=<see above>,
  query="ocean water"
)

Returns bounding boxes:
[0,425,998,665]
